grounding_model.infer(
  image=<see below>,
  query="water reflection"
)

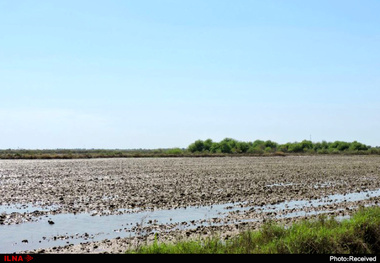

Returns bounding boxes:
[1,188,380,253]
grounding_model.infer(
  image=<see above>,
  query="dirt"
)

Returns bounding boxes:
[1,156,380,253]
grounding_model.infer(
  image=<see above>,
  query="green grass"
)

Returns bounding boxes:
[126,206,380,254]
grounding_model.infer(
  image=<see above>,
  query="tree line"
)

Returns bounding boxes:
[0,139,379,159]
[187,138,379,155]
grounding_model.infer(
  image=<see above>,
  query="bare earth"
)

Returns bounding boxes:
[1,156,380,253]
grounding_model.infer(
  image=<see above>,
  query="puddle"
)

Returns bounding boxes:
[266,183,295,187]
[1,188,380,253]
[0,204,61,214]
[0,203,242,253]
[262,188,380,213]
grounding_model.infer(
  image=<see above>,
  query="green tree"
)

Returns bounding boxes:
[203,139,213,152]
[210,142,221,153]
[321,140,329,149]
[219,140,232,153]
[236,142,250,153]
[247,145,264,154]
[252,140,265,150]
[188,140,205,153]
[278,144,289,153]
[337,142,350,151]
[264,140,278,150]
[349,141,369,151]
[288,142,304,153]
[300,140,313,150]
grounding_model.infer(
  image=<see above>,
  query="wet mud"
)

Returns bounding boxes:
[1,156,379,253]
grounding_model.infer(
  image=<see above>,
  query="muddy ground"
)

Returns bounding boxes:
[1,156,380,253]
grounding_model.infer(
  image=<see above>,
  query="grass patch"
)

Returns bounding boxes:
[126,206,380,254]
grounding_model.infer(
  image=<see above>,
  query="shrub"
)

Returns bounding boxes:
[219,140,232,154]
[288,143,304,153]
[188,140,205,153]
[247,146,264,154]
[165,148,184,155]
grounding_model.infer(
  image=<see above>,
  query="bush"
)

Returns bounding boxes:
[188,140,205,153]
[349,141,369,151]
[219,140,232,154]
[210,143,221,153]
[317,148,329,154]
[165,148,184,155]
[185,139,374,156]
[236,142,250,153]
[247,146,264,154]
[288,143,304,153]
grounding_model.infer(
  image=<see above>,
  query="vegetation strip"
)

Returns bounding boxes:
[126,206,380,254]
[1,139,379,159]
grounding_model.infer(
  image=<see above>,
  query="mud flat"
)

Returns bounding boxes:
[1,156,380,253]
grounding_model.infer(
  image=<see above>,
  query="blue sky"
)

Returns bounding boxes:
[1,0,379,149]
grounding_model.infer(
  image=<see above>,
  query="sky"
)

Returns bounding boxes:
[1,0,379,149]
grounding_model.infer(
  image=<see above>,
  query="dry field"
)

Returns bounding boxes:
[1,155,380,253]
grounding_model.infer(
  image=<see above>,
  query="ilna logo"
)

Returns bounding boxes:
[3,255,33,262]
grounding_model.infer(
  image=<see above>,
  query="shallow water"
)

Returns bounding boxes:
[0,203,240,253]
[262,188,380,212]
[1,188,380,253]
[0,204,60,214]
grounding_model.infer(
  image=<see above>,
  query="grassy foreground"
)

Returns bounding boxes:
[126,206,380,254]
